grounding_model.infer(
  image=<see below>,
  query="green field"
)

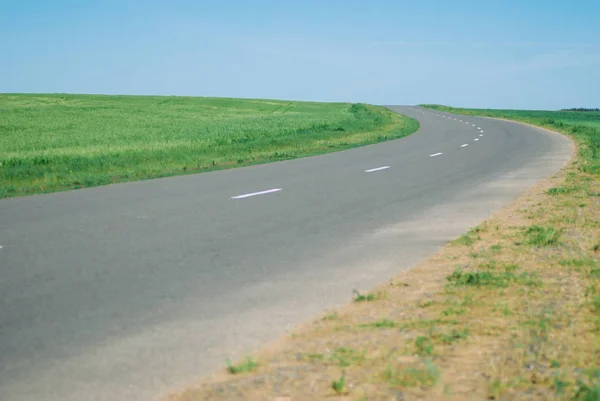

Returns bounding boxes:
[0,94,418,198]
[421,105,600,175]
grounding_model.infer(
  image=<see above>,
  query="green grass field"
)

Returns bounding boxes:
[0,94,418,198]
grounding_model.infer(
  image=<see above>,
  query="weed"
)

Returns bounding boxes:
[470,223,489,234]
[447,267,539,288]
[359,319,397,329]
[415,336,434,355]
[454,233,477,246]
[442,306,466,316]
[331,375,347,394]
[226,357,258,374]
[383,360,439,388]
[547,186,580,195]
[523,225,562,246]
[461,295,475,306]
[439,328,470,344]
[490,244,503,253]
[329,347,365,367]
[574,379,600,400]
[553,377,569,396]
[323,312,339,321]
[353,289,380,302]
[560,258,596,273]
[469,250,483,258]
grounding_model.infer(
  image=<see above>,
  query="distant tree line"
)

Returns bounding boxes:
[559,108,600,112]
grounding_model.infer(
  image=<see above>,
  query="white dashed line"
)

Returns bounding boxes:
[365,166,391,173]
[474,138,480,141]
[461,144,469,148]
[429,152,443,157]
[472,124,476,126]
[0,245,3,249]
[479,134,483,137]
[232,188,282,199]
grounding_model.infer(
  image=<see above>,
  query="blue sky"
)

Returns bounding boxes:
[1,0,598,109]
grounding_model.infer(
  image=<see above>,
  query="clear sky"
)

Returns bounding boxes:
[1,0,598,109]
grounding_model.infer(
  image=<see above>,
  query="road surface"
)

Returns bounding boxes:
[0,106,572,401]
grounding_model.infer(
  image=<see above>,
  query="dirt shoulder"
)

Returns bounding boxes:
[167,118,600,400]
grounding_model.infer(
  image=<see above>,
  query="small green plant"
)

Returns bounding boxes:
[383,359,439,388]
[454,233,476,246]
[552,377,569,396]
[303,352,326,361]
[359,319,397,329]
[551,360,561,368]
[470,223,489,234]
[442,306,466,316]
[461,295,474,306]
[547,186,578,195]
[574,379,600,400]
[226,357,258,374]
[490,244,503,253]
[419,300,435,308]
[439,328,469,344]
[323,312,339,320]
[447,267,540,288]
[332,375,347,394]
[415,336,434,355]
[329,347,365,367]
[523,225,562,246]
[353,289,377,302]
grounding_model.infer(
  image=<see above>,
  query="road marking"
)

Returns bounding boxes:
[474,138,480,141]
[232,188,282,199]
[429,152,443,157]
[461,144,469,148]
[365,166,391,173]
[477,127,481,129]
[0,245,3,249]
[472,124,477,126]
[459,120,463,122]
[479,134,483,137]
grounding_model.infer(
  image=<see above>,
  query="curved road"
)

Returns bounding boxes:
[0,106,571,401]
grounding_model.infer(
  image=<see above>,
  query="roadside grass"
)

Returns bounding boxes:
[0,94,418,198]
[168,107,600,401]
[226,357,258,374]
[353,289,385,302]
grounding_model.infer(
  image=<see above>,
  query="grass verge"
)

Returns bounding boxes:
[168,107,599,400]
[0,94,418,198]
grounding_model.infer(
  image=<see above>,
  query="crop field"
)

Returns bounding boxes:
[0,94,418,198]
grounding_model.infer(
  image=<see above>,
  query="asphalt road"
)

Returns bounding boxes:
[0,106,572,401]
